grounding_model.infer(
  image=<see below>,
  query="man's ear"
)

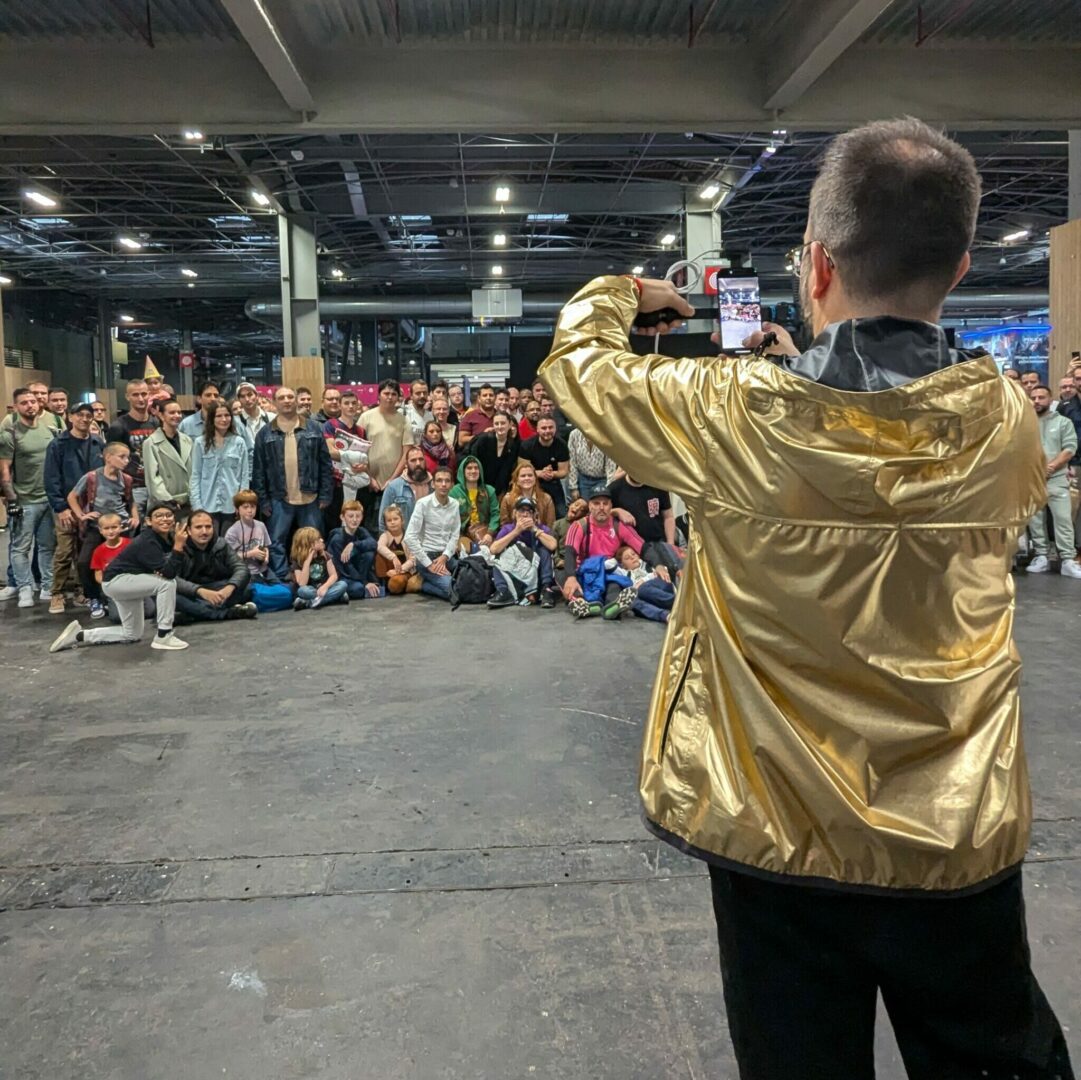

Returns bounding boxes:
[949,251,971,292]
[809,241,833,301]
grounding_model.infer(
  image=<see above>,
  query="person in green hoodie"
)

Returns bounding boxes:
[449,454,499,548]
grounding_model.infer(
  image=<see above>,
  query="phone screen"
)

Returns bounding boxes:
[716,273,761,351]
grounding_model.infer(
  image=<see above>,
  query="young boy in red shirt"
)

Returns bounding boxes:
[87,512,130,619]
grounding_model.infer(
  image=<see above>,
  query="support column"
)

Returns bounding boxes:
[1069,130,1081,223]
[1049,218,1081,390]
[684,206,722,335]
[353,319,378,384]
[178,329,194,399]
[278,213,321,358]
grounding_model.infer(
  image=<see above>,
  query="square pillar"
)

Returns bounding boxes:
[278,213,321,359]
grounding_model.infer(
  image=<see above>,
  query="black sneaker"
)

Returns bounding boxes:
[226,601,258,620]
[540,586,558,609]
[292,597,308,611]
[487,589,516,609]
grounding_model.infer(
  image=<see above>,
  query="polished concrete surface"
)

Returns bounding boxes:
[0,564,1077,1079]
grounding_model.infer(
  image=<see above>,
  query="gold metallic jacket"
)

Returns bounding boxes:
[541,276,1046,893]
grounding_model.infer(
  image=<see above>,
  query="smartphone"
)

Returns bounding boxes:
[715,270,761,352]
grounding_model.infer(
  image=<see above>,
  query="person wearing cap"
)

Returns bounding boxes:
[43,401,105,613]
[487,496,560,608]
[236,383,272,441]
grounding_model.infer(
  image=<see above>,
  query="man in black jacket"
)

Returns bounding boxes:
[174,509,255,622]
[49,503,189,652]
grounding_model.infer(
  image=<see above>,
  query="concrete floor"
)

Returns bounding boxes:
[0,560,1078,1079]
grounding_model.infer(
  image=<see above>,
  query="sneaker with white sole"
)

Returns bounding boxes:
[49,619,83,653]
[151,632,189,651]
[1026,555,1050,574]
[48,594,65,615]
[0,585,17,602]
[39,589,52,602]
[1061,559,1081,579]
[17,586,34,607]
[89,600,106,620]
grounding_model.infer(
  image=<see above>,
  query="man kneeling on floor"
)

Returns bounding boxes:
[173,508,256,623]
[487,496,560,608]
[50,503,189,652]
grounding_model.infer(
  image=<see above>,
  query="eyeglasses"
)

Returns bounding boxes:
[786,241,835,275]
[150,511,176,521]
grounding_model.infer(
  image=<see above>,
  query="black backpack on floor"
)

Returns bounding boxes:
[449,554,493,610]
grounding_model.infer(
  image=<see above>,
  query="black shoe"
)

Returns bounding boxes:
[225,601,258,620]
[540,587,557,609]
[487,589,516,608]
[292,597,308,611]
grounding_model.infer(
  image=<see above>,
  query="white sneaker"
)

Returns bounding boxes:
[49,619,83,653]
[17,586,34,607]
[0,585,17,601]
[38,588,52,602]
[151,632,189,651]
[1026,555,1050,574]
[1060,559,1081,579]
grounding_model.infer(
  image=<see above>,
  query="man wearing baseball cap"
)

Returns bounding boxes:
[487,495,560,608]
[235,382,273,443]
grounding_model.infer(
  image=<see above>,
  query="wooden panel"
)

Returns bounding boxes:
[93,388,118,418]
[280,356,324,404]
[1,366,51,412]
[176,395,195,413]
[1049,217,1081,388]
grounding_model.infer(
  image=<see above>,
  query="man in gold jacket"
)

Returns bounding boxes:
[541,119,1073,1080]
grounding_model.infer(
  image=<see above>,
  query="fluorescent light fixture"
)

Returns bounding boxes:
[494,185,511,202]
[181,267,198,278]
[660,233,677,246]
[763,143,778,156]
[698,183,720,200]
[772,128,787,135]
[491,265,504,276]
[118,314,134,323]
[118,236,142,250]
[631,265,645,275]
[331,267,345,278]
[187,282,195,288]
[1003,229,1030,242]
[183,130,204,141]
[251,189,271,207]
[23,189,58,209]
[0,274,12,286]
[493,232,507,247]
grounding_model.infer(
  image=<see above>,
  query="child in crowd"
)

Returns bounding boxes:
[224,489,274,582]
[376,504,420,594]
[290,527,348,610]
[616,544,676,624]
[87,512,131,620]
[328,499,382,599]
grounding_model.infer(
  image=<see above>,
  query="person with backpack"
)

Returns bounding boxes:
[402,465,461,600]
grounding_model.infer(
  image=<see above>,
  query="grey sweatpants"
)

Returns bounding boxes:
[82,573,176,645]
[1029,486,1076,560]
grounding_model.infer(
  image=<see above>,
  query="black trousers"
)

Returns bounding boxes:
[709,866,1073,1080]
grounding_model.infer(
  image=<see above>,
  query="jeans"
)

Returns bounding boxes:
[343,579,384,599]
[491,546,555,596]
[133,485,149,516]
[1029,486,1075,560]
[419,554,458,600]
[641,539,684,575]
[576,473,607,500]
[708,865,1072,1080]
[297,580,348,607]
[268,499,324,580]
[543,482,567,521]
[632,577,675,623]
[174,580,249,622]
[83,573,176,645]
[10,500,55,592]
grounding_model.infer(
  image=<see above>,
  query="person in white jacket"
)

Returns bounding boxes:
[189,402,251,532]
[142,399,193,514]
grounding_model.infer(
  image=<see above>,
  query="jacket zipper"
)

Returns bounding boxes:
[659,632,698,757]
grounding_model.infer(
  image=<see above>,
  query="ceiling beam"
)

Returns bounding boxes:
[763,0,897,111]
[218,0,316,114]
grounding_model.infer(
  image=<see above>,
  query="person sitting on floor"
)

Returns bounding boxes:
[449,455,500,549]
[499,462,555,529]
[552,497,588,573]
[173,509,256,623]
[486,496,560,609]
[376,504,421,594]
[291,526,348,610]
[617,544,676,624]
[420,419,456,479]
[402,465,460,601]
[224,489,275,583]
[328,499,382,599]
[378,446,430,532]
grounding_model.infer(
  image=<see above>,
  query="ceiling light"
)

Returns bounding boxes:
[331,267,345,278]
[632,265,645,275]
[183,130,204,141]
[118,236,142,250]
[494,185,511,203]
[763,143,778,156]
[251,189,271,207]
[23,189,58,209]
[118,314,134,323]
[0,274,11,286]
[187,282,196,288]
[491,265,504,276]
[660,233,677,247]
[181,267,198,278]
[1003,229,1030,243]
[493,232,507,247]
[772,128,787,136]
[698,183,720,200]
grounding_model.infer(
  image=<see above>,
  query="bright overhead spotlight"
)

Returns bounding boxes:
[660,233,677,247]
[118,314,135,323]
[118,236,142,250]
[1003,229,1030,242]
[491,265,504,276]
[494,185,511,203]
[183,130,204,141]
[763,143,778,156]
[23,189,58,209]
[631,265,645,275]
[187,282,196,288]
[0,274,11,286]
[181,267,198,278]
[330,267,345,279]
[250,189,271,207]
[698,183,720,200]
[493,232,507,247]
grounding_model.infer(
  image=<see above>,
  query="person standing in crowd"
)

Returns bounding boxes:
[449,455,499,548]
[457,383,497,449]
[403,464,460,600]
[189,401,250,533]
[541,118,1072,1078]
[0,386,58,607]
[236,382,272,442]
[252,386,333,580]
[290,527,347,609]
[172,509,256,622]
[468,410,518,496]
[1020,370,1040,394]
[560,488,642,619]
[499,462,555,529]
[518,416,570,519]
[143,399,194,514]
[518,398,541,441]
[44,401,104,614]
[567,427,617,503]
[50,504,189,653]
[46,387,69,431]
[447,384,465,425]
[359,380,414,525]
[378,445,430,531]
[328,499,382,599]
[178,381,222,439]
[401,379,433,442]
[1025,385,1081,577]
[609,474,682,573]
[106,378,158,515]
[322,388,368,537]
[506,386,521,420]
[1003,366,1021,381]
[225,489,274,583]
[313,386,342,426]
[487,497,560,609]
[1055,375,1076,412]
[376,504,419,594]
[431,397,457,450]
[91,400,109,435]
[419,419,455,479]
[19,382,62,434]
[295,387,314,420]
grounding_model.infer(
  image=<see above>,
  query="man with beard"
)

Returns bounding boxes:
[1024,385,1080,577]
[457,383,497,449]
[377,445,431,531]
[540,118,1072,1078]
[236,382,273,441]
[313,386,343,426]
[560,488,642,619]
[401,380,433,442]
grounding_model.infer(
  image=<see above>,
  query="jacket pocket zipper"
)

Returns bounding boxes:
[659,632,698,757]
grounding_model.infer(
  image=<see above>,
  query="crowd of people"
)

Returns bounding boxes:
[0,372,688,654]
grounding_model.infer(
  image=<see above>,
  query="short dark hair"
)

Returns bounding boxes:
[807,117,980,307]
[12,387,32,402]
[159,397,180,410]
[478,383,494,393]
[296,385,312,396]
[432,465,454,480]
[341,390,358,402]
[48,386,67,397]
[322,386,340,399]
[1032,384,1051,394]
[378,379,400,395]
[196,381,219,396]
